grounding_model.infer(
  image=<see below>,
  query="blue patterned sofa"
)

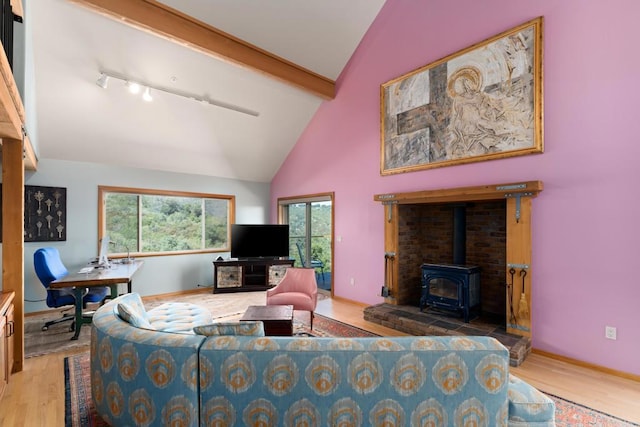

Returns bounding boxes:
[91,293,555,426]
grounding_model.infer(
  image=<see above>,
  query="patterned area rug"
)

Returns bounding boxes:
[546,393,639,427]
[65,350,639,427]
[26,291,329,357]
[26,312,91,358]
[25,305,98,358]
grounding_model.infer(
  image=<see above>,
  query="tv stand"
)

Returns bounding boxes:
[213,258,294,293]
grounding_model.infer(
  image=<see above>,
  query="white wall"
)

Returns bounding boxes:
[1,158,270,313]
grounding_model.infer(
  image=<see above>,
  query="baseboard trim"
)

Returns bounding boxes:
[532,348,640,382]
[141,287,211,301]
[329,294,369,308]
[25,307,73,317]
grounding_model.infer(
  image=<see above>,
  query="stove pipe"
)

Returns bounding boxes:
[453,205,466,265]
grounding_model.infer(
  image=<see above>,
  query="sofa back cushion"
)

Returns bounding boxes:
[194,321,265,336]
[198,335,509,426]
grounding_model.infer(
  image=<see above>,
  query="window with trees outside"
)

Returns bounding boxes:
[98,186,235,258]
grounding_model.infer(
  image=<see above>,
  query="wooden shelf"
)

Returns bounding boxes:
[0,3,37,170]
[0,52,36,169]
[1,2,32,381]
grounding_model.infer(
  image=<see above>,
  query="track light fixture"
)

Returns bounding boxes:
[96,73,109,89]
[95,70,259,117]
[142,87,153,102]
[126,81,141,94]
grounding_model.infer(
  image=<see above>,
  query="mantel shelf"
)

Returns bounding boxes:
[374,181,543,204]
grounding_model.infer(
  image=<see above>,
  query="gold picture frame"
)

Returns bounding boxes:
[381,17,544,175]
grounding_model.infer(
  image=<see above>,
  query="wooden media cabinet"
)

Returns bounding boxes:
[212,258,294,293]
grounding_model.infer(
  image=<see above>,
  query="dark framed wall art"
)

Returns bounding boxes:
[0,185,67,242]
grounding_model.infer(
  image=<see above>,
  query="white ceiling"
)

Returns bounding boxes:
[29,0,386,182]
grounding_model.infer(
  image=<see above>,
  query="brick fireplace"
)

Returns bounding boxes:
[396,201,507,320]
[368,181,543,365]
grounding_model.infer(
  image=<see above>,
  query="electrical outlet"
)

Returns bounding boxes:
[605,326,617,340]
[350,277,355,286]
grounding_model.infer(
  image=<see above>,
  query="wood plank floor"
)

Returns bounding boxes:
[1,291,638,426]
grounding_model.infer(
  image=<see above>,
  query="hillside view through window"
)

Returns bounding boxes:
[99,186,234,256]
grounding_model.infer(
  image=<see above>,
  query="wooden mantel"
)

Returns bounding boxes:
[374,181,543,338]
[374,181,543,204]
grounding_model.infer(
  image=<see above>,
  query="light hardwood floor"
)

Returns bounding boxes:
[1,292,639,426]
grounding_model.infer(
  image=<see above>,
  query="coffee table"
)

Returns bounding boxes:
[240,305,294,336]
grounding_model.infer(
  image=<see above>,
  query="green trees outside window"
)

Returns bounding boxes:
[287,201,332,272]
[99,186,234,257]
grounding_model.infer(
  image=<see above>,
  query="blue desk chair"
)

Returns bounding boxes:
[34,247,109,331]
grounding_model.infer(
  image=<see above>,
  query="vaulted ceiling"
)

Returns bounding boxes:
[29,0,386,182]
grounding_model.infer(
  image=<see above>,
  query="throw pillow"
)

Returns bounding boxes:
[117,302,155,330]
[193,321,265,336]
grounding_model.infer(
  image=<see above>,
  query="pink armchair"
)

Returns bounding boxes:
[266,267,318,329]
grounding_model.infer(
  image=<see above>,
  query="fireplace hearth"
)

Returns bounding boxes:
[363,303,531,366]
[373,181,543,360]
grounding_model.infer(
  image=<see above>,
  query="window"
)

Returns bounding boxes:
[278,193,333,290]
[99,186,235,257]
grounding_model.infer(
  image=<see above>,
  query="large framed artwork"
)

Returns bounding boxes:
[381,17,544,175]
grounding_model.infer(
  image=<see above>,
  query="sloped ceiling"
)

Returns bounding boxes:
[29,0,386,182]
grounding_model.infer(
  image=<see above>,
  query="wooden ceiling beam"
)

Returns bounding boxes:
[67,0,335,99]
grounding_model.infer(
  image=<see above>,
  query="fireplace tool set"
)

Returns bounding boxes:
[518,269,529,318]
[507,267,529,326]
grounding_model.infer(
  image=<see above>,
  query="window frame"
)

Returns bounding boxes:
[98,185,235,258]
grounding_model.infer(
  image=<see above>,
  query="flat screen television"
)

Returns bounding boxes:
[230,224,289,259]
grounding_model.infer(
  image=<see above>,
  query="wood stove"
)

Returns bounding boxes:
[420,263,480,322]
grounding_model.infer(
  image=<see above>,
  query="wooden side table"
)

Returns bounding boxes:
[240,305,294,336]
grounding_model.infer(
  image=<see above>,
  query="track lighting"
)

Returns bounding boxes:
[96,73,109,89]
[96,70,259,117]
[126,81,141,94]
[142,87,152,102]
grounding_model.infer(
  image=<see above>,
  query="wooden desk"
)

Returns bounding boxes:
[50,261,143,340]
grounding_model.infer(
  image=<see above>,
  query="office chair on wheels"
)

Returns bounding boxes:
[34,247,109,332]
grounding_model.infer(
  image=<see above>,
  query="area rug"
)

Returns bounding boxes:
[545,392,639,427]
[65,351,639,427]
[27,291,330,358]
[25,308,93,358]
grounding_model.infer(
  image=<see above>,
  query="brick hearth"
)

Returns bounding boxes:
[363,303,531,366]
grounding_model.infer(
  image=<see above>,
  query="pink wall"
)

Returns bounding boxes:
[271,0,640,375]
